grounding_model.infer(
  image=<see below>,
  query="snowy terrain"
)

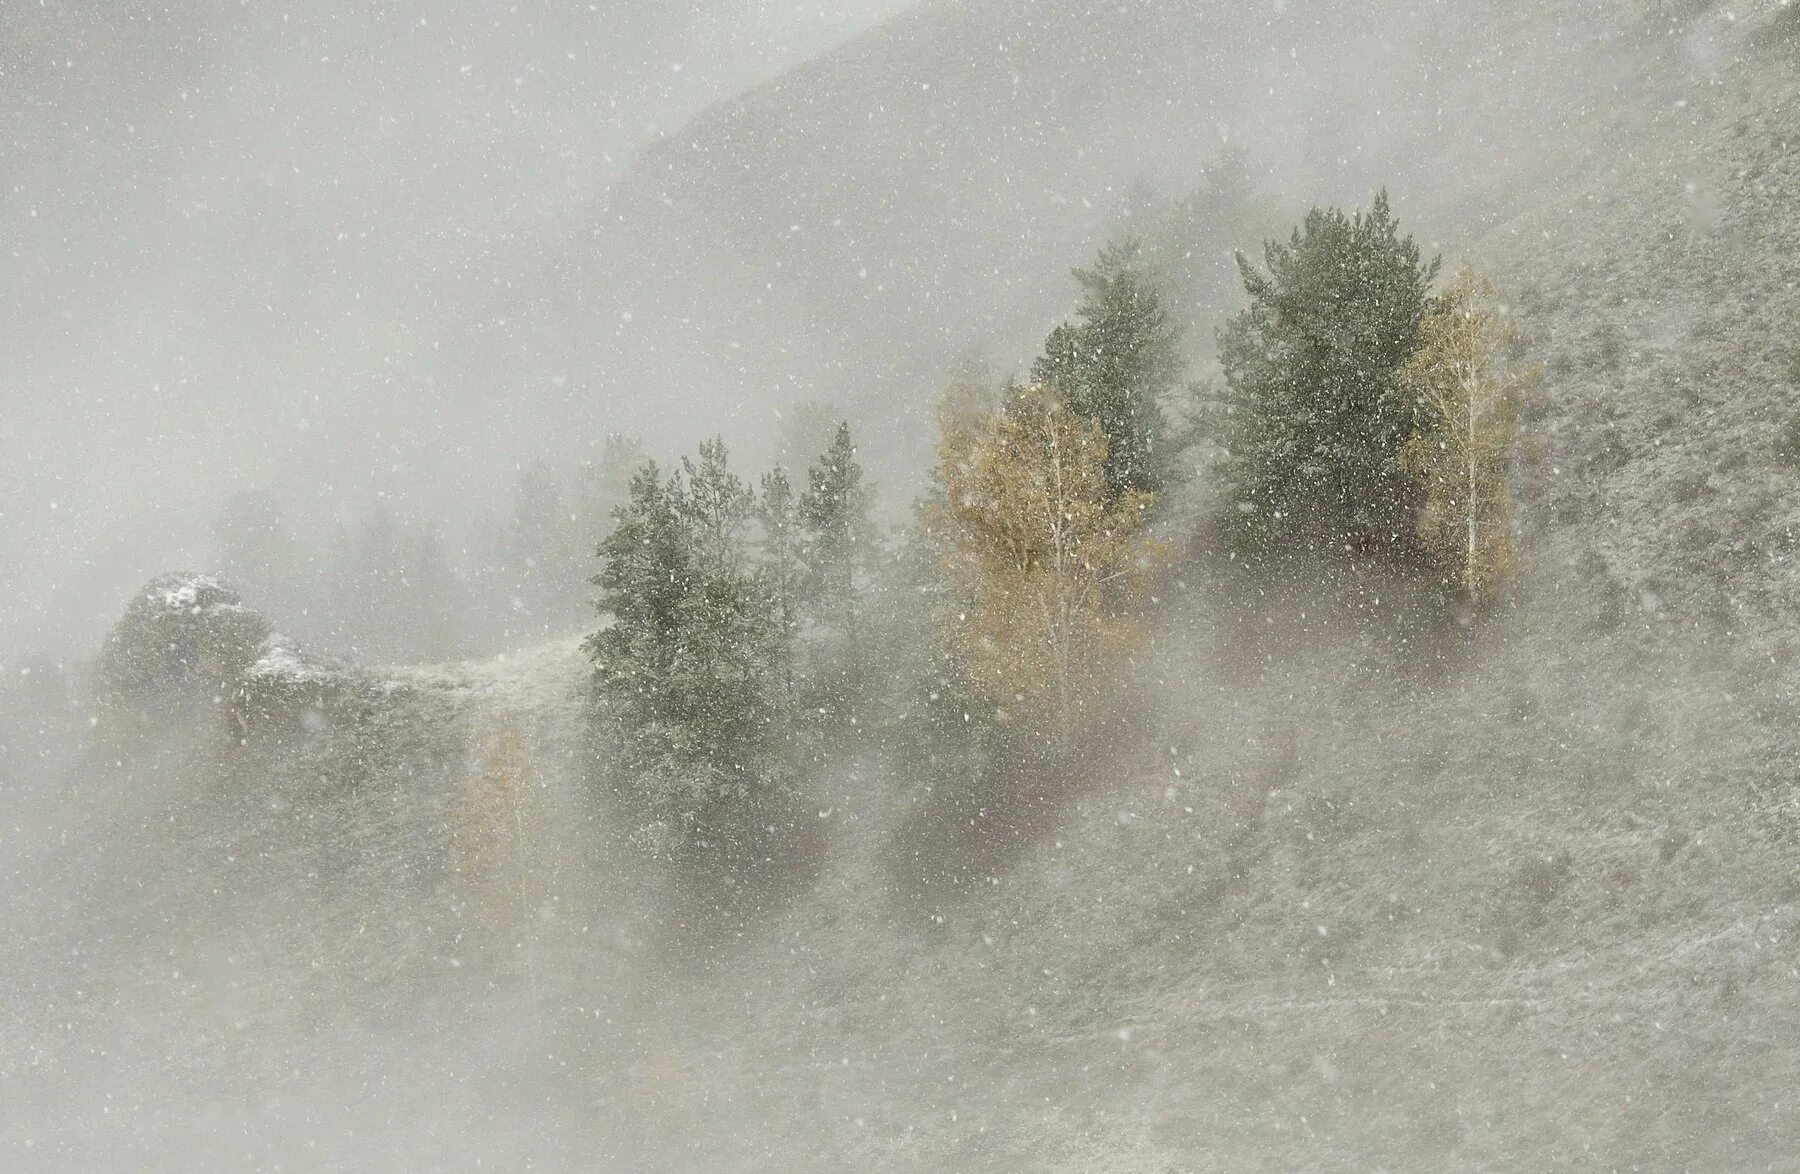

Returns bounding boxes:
[4,0,1800,1169]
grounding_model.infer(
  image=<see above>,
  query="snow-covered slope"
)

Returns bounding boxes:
[12,553,1800,1167]
[7,1,1800,1167]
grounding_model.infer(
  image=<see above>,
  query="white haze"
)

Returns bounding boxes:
[0,0,910,662]
[5,0,1800,1169]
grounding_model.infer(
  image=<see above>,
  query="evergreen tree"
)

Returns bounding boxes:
[678,438,754,577]
[574,433,646,550]
[757,466,804,702]
[323,503,462,662]
[588,461,687,743]
[210,488,314,622]
[1154,147,1283,332]
[349,502,407,660]
[773,400,841,471]
[1218,190,1439,553]
[798,422,872,641]
[876,365,1001,756]
[1031,237,1184,499]
[500,461,583,629]
[587,443,796,851]
[1396,262,1532,602]
[399,520,463,660]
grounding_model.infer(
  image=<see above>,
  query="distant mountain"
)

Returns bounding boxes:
[549,0,1799,621]
[556,0,1628,424]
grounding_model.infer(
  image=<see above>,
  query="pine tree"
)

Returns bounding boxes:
[587,443,796,850]
[501,461,584,630]
[1031,238,1184,500]
[757,466,804,704]
[345,502,406,660]
[1218,190,1440,553]
[1396,262,1532,602]
[1159,147,1283,324]
[671,440,794,826]
[324,504,463,662]
[587,460,691,782]
[573,433,644,554]
[877,365,1001,755]
[798,422,873,640]
[399,521,463,660]
[936,384,1163,748]
[210,488,315,625]
[678,438,754,577]
[774,400,841,471]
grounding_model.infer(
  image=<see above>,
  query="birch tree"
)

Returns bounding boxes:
[798,422,873,639]
[935,384,1162,747]
[1396,262,1532,602]
[456,720,540,994]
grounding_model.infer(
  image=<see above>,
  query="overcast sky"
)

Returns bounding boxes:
[0,0,914,662]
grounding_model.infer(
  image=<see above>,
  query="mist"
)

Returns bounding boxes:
[1,0,911,660]
[5,0,1800,1168]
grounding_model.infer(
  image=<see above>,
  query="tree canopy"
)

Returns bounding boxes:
[1218,191,1439,553]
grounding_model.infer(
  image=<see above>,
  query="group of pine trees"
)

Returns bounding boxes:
[583,180,1534,870]
[585,426,870,860]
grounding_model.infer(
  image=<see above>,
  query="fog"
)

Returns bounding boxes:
[1,0,911,660]
[5,0,1800,1168]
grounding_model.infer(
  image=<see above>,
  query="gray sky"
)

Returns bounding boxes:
[0,0,912,662]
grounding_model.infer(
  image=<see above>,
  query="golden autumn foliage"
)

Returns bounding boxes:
[457,722,536,880]
[934,384,1164,741]
[456,721,539,991]
[1397,263,1535,603]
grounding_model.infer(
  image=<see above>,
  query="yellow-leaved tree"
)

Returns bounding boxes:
[456,720,539,993]
[1397,262,1535,603]
[935,383,1163,747]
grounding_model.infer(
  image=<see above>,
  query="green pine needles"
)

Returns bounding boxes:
[1033,237,1185,501]
[1218,190,1440,555]
[586,428,873,859]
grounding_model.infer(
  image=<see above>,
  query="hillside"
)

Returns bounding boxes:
[6,0,1800,1169]
[562,0,1797,478]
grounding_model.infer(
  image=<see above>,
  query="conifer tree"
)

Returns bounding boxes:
[1147,147,1284,336]
[798,422,873,641]
[1218,190,1439,552]
[935,385,1162,748]
[574,433,645,549]
[587,442,796,849]
[1396,262,1532,602]
[678,438,754,576]
[774,400,841,471]
[587,461,687,747]
[757,466,804,705]
[501,461,584,628]
[878,365,1000,751]
[1032,238,1184,500]
[210,488,316,626]
[400,521,463,660]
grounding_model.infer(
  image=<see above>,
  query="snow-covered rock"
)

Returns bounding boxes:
[95,572,272,718]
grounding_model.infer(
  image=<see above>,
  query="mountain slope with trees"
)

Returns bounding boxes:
[7,1,1800,1170]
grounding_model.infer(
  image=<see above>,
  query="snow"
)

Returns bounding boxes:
[154,573,252,617]
[244,633,330,685]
